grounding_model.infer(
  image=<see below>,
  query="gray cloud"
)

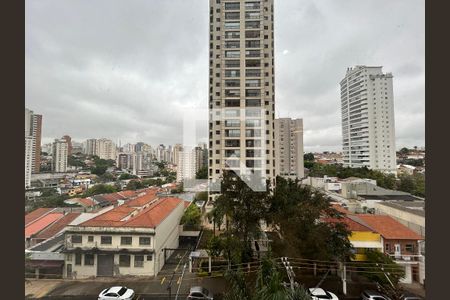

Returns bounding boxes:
[26,0,424,151]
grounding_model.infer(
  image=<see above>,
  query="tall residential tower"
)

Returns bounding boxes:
[208,0,276,190]
[340,66,396,173]
[274,118,304,179]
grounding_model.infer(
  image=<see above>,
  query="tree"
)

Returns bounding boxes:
[83,184,118,197]
[267,176,353,261]
[206,235,223,258]
[196,166,208,179]
[399,147,410,156]
[362,250,405,300]
[125,180,145,191]
[303,153,315,162]
[195,191,208,202]
[180,204,202,227]
[119,173,138,180]
[397,174,415,194]
[214,170,270,263]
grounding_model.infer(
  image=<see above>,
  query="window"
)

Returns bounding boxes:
[134,255,144,268]
[246,139,262,147]
[225,99,240,107]
[119,255,131,267]
[224,22,240,30]
[246,59,260,67]
[405,244,414,252]
[88,236,94,242]
[225,129,241,137]
[246,150,261,157]
[225,41,240,49]
[225,2,240,10]
[246,99,261,107]
[225,12,240,20]
[246,69,261,77]
[246,160,261,168]
[385,243,390,252]
[245,108,261,117]
[225,160,240,168]
[246,79,260,87]
[101,236,112,245]
[245,21,260,29]
[147,254,153,261]
[245,31,260,38]
[121,236,132,245]
[246,129,261,137]
[71,235,82,244]
[246,89,261,97]
[225,150,240,157]
[245,2,260,10]
[84,254,94,266]
[225,140,240,147]
[225,31,240,39]
[225,109,240,117]
[245,119,261,127]
[225,79,240,87]
[246,50,260,57]
[225,69,240,77]
[225,50,240,58]
[225,89,240,97]
[225,119,240,127]
[245,40,260,48]
[225,60,240,68]
[75,253,82,265]
[245,12,260,19]
[139,237,151,246]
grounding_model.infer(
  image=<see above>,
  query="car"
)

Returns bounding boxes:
[400,292,424,300]
[98,286,135,300]
[308,288,339,300]
[361,290,391,300]
[187,286,214,300]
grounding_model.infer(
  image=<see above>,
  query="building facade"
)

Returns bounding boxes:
[25,108,43,174]
[85,139,97,156]
[274,118,304,179]
[25,136,34,188]
[340,66,396,173]
[62,135,73,157]
[176,148,198,182]
[208,0,276,192]
[52,139,68,173]
[96,138,117,160]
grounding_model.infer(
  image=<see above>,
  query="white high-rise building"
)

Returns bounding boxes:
[52,139,68,173]
[274,118,304,179]
[25,136,33,188]
[96,138,117,160]
[208,0,276,189]
[340,66,396,173]
[85,139,97,156]
[173,144,183,166]
[176,148,198,182]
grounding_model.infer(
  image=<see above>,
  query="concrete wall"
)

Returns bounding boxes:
[374,203,425,237]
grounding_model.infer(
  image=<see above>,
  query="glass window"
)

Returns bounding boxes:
[119,255,131,267]
[246,99,261,107]
[245,119,261,127]
[246,129,261,137]
[225,109,240,117]
[71,235,82,244]
[225,41,240,49]
[246,79,260,87]
[246,150,261,157]
[225,31,240,39]
[147,254,153,261]
[139,237,151,245]
[224,22,240,29]
[245,69,261,77]
[246,50,260,57]
[225,99,240,107]
[225,70,240,77]
[225,150,240,157]
[225,79,240,87]
[121,236,132,245]
[225,119,240,127]
[225,139,240,147]
[225,50,240,58]
[245,21,260,29]
[245,1,260,10]
[246,89,261,97]
[225,12,240,20]
[134,255,144,268]
[245,12,260,19]
[246,139,262,147]
[245,108,261,117]
[225,129,241,137]
[225,89,240,97]
[245,40,260,48]
[88,236,94,242]
[101,236,112,245]
[225,2,240,10]
[75,253,82,265]
[84,254,94,266]
[225,60,240,68]
[246,59,260,67]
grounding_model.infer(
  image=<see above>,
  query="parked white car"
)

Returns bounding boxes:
[187,286,214,299]
[98,286,135,300]
[308,288,339,300]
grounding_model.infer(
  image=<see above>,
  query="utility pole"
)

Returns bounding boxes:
[281,257,296,292]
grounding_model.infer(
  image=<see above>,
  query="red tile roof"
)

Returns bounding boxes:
[80,206,136,227]
[79,197,183,228]
[124,189,159,207]
[33,213,81,239]
[123,197,183,228]
[25,213,64,238]
[357,214,424,240]
[79,198,96,207]
[324,215,374,232]
[25,208,55,226]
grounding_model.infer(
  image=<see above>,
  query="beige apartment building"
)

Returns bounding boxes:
[208,0,276,196]
[274,118,304,179]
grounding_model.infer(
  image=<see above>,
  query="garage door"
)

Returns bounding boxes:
[97,254,114,277]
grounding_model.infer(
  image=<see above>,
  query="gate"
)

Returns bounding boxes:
[97,254,114,276]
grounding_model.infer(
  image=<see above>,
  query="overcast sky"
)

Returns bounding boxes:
[26,0,424,152]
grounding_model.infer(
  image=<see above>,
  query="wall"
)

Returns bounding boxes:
[374,203,425,237]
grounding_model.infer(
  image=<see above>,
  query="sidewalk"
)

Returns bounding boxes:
[401,282,426,298]
[25,279,64,299]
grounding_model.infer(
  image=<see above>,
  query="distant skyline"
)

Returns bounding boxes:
[26,0,424,152]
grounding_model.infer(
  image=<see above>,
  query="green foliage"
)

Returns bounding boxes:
[195,191,208,202]
[362,250,405,299]
[27,194,76,211]
[397,173,425,197]
[171,183,184,194]
[304,153,315,162]
[399,147,410,156]
[142,178,164,187]
[90,157,115,175]
[196,166,208,179]
[83,184,118,197]
[180,204,202,227]
[98,172,116,183]
[125,180,145,191]
[68,155,87,168]
[267,176,353,261]
[206,235,223,258]
[118,173,138,180]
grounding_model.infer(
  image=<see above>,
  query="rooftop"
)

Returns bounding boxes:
[377,201,425,217]
[25,213,64,238]
[357,214,423,240]
[25,208,55,226]
[33,212,81,240]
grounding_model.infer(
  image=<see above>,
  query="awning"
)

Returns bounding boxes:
[351,241,383,249]
[26,260,64,269]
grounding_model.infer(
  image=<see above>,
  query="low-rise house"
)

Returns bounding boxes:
[357,214,424,284]
[25,209,64,248]
[62,195,186,278]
